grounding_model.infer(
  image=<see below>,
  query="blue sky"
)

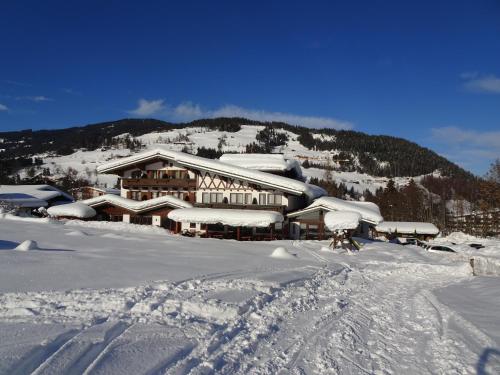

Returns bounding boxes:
[1,0,499,175]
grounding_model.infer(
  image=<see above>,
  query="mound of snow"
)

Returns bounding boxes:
[324,211,361,231]
[47,202,96,219]
[441,231,478,244]
[270,246,297,259]
[15,240,39,251]
[65,230,88,236]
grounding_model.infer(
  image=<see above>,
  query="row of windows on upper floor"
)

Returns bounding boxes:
[201,192,283,205]
[129,170,192,179]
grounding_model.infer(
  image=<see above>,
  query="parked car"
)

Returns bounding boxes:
[399,237,418,246]
[427,245,456,253]
[468,243,485,249]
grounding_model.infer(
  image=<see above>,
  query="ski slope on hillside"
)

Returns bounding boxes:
[1,216,499,374]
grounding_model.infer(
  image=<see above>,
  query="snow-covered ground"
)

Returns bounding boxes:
[1,216,500,374]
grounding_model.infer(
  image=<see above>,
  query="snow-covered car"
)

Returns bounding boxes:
[397,237,418,245]
[468,243,485,249]
[427,245,456,253]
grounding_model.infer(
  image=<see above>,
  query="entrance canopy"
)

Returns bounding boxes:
[168,208,283,227]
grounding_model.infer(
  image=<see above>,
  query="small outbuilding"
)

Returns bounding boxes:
[0,184,74,213]
[374,221,440,241]
[168,208,284,240]
[287,196,383,240]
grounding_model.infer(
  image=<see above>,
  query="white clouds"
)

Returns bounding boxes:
[461,73,500,94]
[431,126,500,149]
[128,98,167,117]
[61,88,82,96]
[30,95,53,102]
[0,103,8,111]
[208,105,353,129]
[173,101,203,119]
[128,99,353,129]
[16,95,53,102]
[430,126,500,175]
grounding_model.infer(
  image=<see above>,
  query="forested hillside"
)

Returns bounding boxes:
[1,117,471,178]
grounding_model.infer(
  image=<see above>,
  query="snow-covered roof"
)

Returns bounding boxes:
[324,211,361,231]
[92,187,121,195]
[375,221,440,235]
[219,153,302,175]
[83,194,192,212]
[168,208,284,227]
[288,196,383,224]
[47,202,97,219]
[97,148,324,202]
[0,185,73,208]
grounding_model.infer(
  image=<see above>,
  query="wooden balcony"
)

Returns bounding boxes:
[122,178,197,189]
[195,203,285,213]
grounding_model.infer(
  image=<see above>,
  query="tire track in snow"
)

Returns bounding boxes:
[292,240,328,264]
[80,321,133,375]
[6,329,81,375]
[29,321,104,375]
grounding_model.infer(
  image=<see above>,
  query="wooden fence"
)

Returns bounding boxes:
[446,210,500,237]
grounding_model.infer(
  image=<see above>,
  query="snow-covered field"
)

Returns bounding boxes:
[1,216,500,374]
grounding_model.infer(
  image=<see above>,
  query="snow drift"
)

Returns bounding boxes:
[270,246,297,259]
[14,240,39,251]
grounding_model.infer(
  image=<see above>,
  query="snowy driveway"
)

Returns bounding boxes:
[1,217,499,374]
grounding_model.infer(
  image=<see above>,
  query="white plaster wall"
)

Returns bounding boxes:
[123,168,141,178]
[152,215,161,226]
[195,189,290,206]
[290,222,301,240]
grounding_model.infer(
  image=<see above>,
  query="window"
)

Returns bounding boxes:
[245,193,252,205]
[268,194,282,205]
[216,193,223,203]
[190,223,196,229]
[202,192,209,203]
[259,193,267,205]
[230,193,243,204]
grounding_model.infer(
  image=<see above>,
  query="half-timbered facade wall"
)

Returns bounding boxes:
[120,159,197,202]
[116,157,301,213]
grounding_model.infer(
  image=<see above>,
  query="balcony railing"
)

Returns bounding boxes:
[195,203,285,213]
[122,178,197,189]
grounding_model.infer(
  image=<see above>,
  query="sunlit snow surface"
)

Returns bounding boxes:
[1,215,499,374]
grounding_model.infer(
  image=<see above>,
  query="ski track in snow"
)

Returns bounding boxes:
[1,243,493,375]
